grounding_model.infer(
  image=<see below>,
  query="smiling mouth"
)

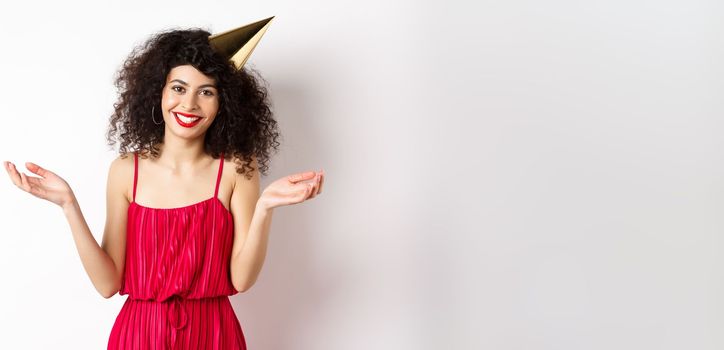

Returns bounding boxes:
[173,112,203,127]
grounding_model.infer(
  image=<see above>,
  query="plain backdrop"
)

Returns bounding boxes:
[0,0,722,349]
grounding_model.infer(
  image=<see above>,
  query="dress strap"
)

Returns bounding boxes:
[132,152,138,202]
[214,152,224,198]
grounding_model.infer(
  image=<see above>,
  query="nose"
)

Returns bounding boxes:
[180,93,199,111]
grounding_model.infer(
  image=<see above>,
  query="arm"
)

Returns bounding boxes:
[228,157,272,292]
[230,205,274,292]
[63,156,129,298]
[228,157,324,293]
[4,157,129,298]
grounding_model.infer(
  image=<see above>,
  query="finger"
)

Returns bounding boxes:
[310,172,322,198]
[287,171,317,184]
[25,162,50,178]
[283,183,311,200]
[296,182,311,200]
[7,163,23,188]
[307,182,317,199]
[19,172,32,192]
[307,171,322,198]
[317,170,324,195]
[21,173,43,195]
[305,182,315,200]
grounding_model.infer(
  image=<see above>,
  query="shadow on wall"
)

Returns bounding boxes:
[229,61,338,350]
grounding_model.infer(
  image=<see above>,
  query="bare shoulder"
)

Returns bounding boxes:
[226,155,260,227]
[227,154,259,182]
[109,153,134,176]
[225,155,260,198]
[107,153,135,203]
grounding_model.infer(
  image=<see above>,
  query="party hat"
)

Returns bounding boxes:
[209,16,275,69]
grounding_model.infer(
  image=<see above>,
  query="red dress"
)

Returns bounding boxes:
[108,152,246,349]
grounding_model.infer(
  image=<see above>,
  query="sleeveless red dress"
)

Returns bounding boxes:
[108,152,246,349]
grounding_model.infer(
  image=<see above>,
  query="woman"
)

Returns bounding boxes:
[3,21,323,349]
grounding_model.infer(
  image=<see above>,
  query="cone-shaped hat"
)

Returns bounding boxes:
[209,16,274,69]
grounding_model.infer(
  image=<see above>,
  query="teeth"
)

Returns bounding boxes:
[176,113,201,123]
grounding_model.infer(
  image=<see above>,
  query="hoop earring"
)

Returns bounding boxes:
[151,106,163,125]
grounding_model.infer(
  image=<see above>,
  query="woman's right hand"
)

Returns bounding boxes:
[4,161,75,208]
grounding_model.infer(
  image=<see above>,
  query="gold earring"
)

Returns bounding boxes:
[152,106,163,125]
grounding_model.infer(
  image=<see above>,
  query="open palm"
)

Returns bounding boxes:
[259,169,325,210]
[4,161,74,207]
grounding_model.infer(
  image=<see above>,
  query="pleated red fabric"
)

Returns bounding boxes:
[108,152,246,350]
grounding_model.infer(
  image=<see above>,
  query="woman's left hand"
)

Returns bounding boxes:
[258,169,325,210]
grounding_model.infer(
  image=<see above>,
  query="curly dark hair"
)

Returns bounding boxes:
[106,28,281,179]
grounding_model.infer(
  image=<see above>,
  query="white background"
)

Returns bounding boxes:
[1,0,722,349]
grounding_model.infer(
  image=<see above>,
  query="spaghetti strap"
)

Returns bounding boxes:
[133,152,138,202]
[214,152,224,198]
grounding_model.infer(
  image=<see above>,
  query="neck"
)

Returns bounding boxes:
[157,132,208,171]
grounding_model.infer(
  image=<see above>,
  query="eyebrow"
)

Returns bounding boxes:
[169,79,217,89]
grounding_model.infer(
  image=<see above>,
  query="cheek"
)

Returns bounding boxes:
[205,99,220,116]
[161,91,180,111]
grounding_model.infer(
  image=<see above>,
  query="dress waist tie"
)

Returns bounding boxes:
[166,295,188,349]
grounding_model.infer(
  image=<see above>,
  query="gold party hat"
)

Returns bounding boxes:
[209,16,275,69]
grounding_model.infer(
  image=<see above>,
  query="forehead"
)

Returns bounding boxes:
[166,65,216,85]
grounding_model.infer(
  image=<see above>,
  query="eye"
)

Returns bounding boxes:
[172,85,185,93]
[200,89,216,96]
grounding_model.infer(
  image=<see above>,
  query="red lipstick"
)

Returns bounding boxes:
[173,112,202,128]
